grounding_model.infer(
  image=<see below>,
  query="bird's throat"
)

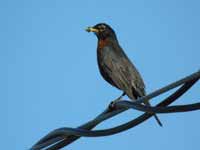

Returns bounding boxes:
[98,38,110,49]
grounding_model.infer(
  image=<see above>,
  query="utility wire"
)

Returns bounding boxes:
[30,70,200,150]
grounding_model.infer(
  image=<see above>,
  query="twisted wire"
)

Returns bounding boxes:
[30,70,200,150]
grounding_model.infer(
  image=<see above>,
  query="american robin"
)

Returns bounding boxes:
[86,23,162,126]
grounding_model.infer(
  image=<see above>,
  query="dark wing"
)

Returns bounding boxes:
[98,42,145,100]
[119,47,146,98]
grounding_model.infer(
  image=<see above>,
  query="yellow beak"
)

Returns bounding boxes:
[85,27,99,33]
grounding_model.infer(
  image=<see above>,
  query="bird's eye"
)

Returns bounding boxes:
[101,25,106,29]
[98,24,106,32]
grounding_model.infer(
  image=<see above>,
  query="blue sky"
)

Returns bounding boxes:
[1,0,200,149]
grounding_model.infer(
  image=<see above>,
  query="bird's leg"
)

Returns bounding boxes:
[109,92,126,109]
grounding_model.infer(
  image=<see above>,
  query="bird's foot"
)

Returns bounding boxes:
[108,93,125,110]
[108,96,123,110]
[109,101,116,110]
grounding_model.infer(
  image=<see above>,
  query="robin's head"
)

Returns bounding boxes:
[86,23,117,40]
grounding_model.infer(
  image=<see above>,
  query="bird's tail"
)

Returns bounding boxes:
[128,89,163,126]
[153,114,163,127]
[146,102,163,127]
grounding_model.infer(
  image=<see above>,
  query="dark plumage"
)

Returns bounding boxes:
[86,23,162,126]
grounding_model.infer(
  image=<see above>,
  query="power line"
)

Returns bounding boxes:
[30,70,200,150]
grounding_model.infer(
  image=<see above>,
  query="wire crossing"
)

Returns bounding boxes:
[30,70,200,150]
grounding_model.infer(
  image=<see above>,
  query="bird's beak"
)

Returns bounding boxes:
[85,27,99,33]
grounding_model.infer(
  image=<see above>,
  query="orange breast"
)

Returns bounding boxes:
[98,39,109,49]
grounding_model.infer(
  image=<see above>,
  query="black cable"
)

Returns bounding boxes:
[30,71,200,150]
[115,100,200,113]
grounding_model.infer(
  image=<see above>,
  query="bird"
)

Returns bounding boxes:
[86,23,162,126]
